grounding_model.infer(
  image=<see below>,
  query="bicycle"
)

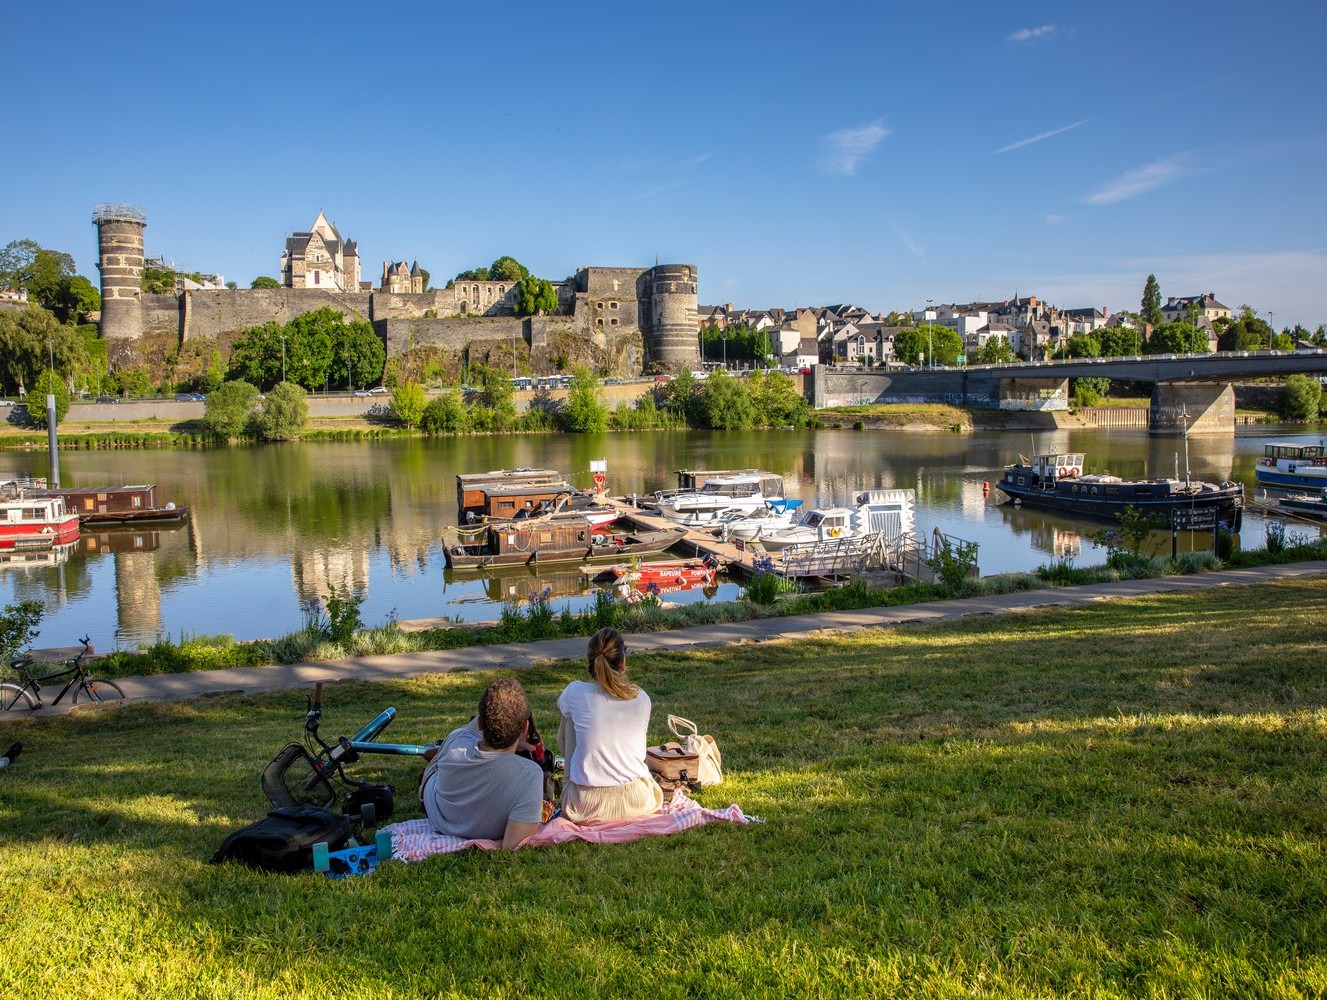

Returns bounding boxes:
[2,636,124,711]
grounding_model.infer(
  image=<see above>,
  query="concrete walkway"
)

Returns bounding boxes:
[16,561,1327,718]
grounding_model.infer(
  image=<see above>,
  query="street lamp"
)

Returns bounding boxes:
[925,298,934,368]
[280,334,287,384]
[721,331,727,371]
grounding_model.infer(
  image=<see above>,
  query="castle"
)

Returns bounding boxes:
[92,205,700,374]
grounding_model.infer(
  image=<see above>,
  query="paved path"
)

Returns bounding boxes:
[16,561,1327,718]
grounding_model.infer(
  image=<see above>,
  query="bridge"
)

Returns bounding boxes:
[811,351,1327,433]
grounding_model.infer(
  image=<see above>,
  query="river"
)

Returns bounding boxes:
[2,425,1323,648]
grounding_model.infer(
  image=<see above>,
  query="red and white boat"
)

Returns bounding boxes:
[0,486,81,550]
[608,558,720,599]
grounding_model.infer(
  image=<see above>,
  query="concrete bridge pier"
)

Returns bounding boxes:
[1150,382,1234,435]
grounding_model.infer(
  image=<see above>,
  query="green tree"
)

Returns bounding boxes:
[0,305,60,395]
[25,369,70,426]
[389,380,427,428]
[488,256,528,282]
[140,266,176,294]
[659,370,700,423]
[202,380,260,438]
[746,370,810,426]
[54,275,101,324]
[250,276,281,289]
[0,240,76,308]
[252,381,309,441]
[892,325,962,366]
[1149,322,1206,354]
[327,319,385,391]
[697,370,756,429]
[976,336,1014,364]
[1071,377,1111,407]
[561,366,608,432]
[420,390,466,433]
[1141,274,1162,327]
[1062,333,1102,359]
[1099,326,1140,357]
[1277,375,1321,421]
[513,275,558,317]
[0,599,44,666]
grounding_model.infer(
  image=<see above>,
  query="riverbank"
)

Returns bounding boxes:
[2,573,1323,997]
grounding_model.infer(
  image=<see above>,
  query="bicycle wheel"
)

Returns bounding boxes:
[0,682,36,711]
[74,677,124,704]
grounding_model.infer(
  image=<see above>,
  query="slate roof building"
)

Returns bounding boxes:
[280,211,361,291]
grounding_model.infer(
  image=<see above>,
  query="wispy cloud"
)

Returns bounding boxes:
[1044,214,1070,226]
[1007,24,1057,42]
[994,118,1093,154]
[890,219,925,261]
[688,152,714,165]
[637,179,688,199]
[1084,153,1197,205]
[819,120,889,176]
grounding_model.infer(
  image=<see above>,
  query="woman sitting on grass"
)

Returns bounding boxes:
[557,627,663,823]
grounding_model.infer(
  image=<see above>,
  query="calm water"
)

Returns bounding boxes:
[2,425,1323,648]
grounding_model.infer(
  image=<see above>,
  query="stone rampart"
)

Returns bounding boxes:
[180,288,372,341]
[140,293,184,337]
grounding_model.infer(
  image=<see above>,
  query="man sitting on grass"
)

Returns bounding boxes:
[418,678,543,849]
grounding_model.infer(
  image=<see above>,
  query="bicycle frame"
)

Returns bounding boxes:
[10,659,85,707]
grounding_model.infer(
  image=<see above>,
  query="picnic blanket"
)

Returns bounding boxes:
[386,789,760,861]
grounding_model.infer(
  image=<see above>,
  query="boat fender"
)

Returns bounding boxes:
[828,527,842,537]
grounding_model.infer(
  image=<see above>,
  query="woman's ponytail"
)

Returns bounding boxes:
[586,627,636,700]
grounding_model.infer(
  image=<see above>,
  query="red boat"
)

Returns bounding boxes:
[610,558,719,595]
[0,487,81,550]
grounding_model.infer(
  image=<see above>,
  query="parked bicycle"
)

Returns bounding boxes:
[1,635,124,711]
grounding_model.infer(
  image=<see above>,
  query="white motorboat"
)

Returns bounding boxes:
[655,472,786,527]
[756,489,916,552]
[710,498,805,541]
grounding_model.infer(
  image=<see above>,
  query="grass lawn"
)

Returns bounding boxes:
[1,578,1324,998]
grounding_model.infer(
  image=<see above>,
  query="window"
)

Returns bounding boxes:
[597,318,604,327]
[610,301,618,310]
[314,271,320,285]
[610,318,618,326]
[132,496,142,507]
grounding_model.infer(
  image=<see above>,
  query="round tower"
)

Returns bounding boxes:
[93,204,147,340]
[649,264,699,371]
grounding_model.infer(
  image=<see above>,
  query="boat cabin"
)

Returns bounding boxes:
[1261,443,1326,465]
[455,469,567,522]
[41,484,163,516]
[676,468,775,491]
[690,473,785,501]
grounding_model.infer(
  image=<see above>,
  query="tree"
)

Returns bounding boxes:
[0,305,60,395]
[1149,322,1205,354]
[0,240,76,308]
[489,256,528,282]
[252,381,309,441]
[0,600,44,666]
[420,390,466,433]
[25,369,70,426]
[53,275,101,324]
[328,319,385,391]
[202,380,260,438]
[977,336,1014,364]
[513,275,558,317]
[250,276,281,289]
[389,380,427,428]
[1277,375,1321,421]
[747,370,811,426]
[1062,333,1102,359]
[1098,327,1139,358]
[561,366,608,432]
[659,370,700,423]
[1141,275,1162,327]
[696,370,756,429]
[140,266,176,294]
[1071,377,1111,407]
[891,325,962,366]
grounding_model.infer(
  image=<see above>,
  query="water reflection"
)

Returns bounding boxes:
[0,424,1321,647]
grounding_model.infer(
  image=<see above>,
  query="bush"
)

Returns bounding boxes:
[390,380,427,428]
[202,380,259,438]
[25,370,69,426]
[1277,374,1322,422]
[0,600,44,666]
[251,381,309,441]
[421,391,466,433]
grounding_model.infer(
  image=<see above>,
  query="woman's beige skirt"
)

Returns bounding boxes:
[561,774,664,823]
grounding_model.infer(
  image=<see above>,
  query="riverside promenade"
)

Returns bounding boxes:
[19,561,1327,717]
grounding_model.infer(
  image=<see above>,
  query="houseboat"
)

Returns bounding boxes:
[995,453,1243,528]
[1253,442,1327,491]
[38,484,188,526]
[455,469,566,522]
[0,486,81,549]
[756,489,917,553]
[654,472,787,527]
[445,518,683,570]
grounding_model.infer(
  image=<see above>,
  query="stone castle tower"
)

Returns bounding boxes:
[648,264,699,370]
[93,204,147,340]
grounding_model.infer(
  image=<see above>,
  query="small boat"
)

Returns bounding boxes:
[35,484,189,526]
[756,490,917,553]
[709,498,805,541]
[995,452,1243,528]
[445,518,681,570]
[478,490,618,529]
[591,558,720,597]
[1276,488,1327,519]
[654,472,787,527]
[455,468,567,523]
[1253,442,1327,491]
[0,484,81,549]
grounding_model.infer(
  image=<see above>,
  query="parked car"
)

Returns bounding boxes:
[654,374,674,383]
[353,389,371,397]
[368,386,388,395]
[175,393,205,402]
[95,396,119,404]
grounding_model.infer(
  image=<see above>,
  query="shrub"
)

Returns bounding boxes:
[202,380,260,438]
[421,391,465,433]
[389,380,427,428]
[251,381,309,441]
[743,570,802,604]
[0,600,44,666]
[25,370,69,426]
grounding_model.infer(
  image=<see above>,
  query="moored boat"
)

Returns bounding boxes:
[756,489,917,552]
[1253,442,1327,491]
[34,484,188,526]
[995,452,1243,528]
[654,472,787,527]
[445,518,683,570]
[0,484,81,549]
[1276,488,1327,519]
[709,498,805,541]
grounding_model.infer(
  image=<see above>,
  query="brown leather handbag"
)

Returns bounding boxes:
[646,741,701,792]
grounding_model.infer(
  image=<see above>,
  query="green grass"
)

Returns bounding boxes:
[1,578,1325,998]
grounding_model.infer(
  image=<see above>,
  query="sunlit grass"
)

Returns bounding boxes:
[2,579,1325,997]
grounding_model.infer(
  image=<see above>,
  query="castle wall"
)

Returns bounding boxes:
[179,288,372,341]
[140,293,183,337]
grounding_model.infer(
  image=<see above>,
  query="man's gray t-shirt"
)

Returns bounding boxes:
[422,724,543,840]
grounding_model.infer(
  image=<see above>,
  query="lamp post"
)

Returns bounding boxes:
[721,331,727,371]
[925,298,934,368]
[280,334,287,384]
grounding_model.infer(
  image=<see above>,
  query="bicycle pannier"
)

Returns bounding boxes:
[210,805,352,873]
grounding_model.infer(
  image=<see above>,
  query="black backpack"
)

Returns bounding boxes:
[211,805,352,873]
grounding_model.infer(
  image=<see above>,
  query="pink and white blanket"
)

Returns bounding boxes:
[386,790,760,861]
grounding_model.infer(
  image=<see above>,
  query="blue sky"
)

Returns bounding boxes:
[6,1,1325,328]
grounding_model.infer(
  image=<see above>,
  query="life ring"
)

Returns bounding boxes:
[1262,458,1275,467]
[828,527,843,537]
[592,471,606,493]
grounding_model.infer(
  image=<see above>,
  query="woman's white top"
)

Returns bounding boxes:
[557,679,652,787]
